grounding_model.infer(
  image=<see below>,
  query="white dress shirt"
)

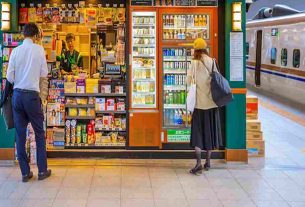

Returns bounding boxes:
[7,38,48,92]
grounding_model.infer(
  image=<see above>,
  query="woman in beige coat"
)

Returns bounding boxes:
[187,38,222,174]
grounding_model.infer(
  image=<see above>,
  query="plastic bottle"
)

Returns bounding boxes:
[169,110,174,125]
[174,15,177,28]
[178,110,183,125]
[194,15,198,27]
[174,110,178,126]
[181,90,186,104]
[169,91,173,104]
[177,90,181,104]
[173,91,177,104]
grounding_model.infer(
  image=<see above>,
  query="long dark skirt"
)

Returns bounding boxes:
[190,108,223,150]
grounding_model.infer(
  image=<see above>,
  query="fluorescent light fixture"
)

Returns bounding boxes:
[1,2,11,31]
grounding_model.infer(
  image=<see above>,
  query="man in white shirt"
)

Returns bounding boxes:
[7,23,51,182]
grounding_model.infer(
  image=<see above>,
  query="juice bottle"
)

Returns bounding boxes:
[198,15,203,26]
[174,30,178,39]
[170,15,174,27]
[202,15,207,26]
[194,15,198,27]
[173,91,178,104]
[165,91,169,104]
[174,15,178,28]
[169,109,174,125]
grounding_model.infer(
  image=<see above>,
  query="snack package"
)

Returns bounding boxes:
[106,99,115,111]
[86,8,97,25]
[78,108,87,116]
[43,7,52,23]
[74,4,80,23]
[65,120,71,144]
[28,7,36,23]
[97,8,105,23]
[79,8,86,24]
[117,8,125,23]
[36,7,43,22]
[68,108,77,116]
[71,120,77,144]
[116,98,126,111]
[88,97,96,105]
[114,118,122,128]
[60,5,67,23]
[104,8,113,25]
[19,8,29,24]
[76,97,88,105]
[95,98,106,111]
[76,125,82,143]
[52,7,60,23]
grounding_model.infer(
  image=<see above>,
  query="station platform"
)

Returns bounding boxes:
[0,89,305,207]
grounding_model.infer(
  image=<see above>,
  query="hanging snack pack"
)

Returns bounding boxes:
[19,7,29,24]
[117,8,125,23]
[86,7,97,26]
[60,4,67,23]
[28,7,36,23]
[36,5,43,22]
[52,7,60,23]
[74,4,80,23]
[104,8,113,25]
[43,6,52,23]
[97,7,105,23]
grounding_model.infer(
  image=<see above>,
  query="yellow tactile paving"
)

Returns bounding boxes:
[259,100,305,127]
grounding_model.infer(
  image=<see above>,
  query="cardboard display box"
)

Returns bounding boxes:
[246,95,258,114]
[247,130,263,141]
[247,140,265,157]
[246,119,261,131]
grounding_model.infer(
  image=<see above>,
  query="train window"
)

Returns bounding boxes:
[271,48,277,64]
[281,49,288,66]
[293,49,300,68]
[246,43,249,60]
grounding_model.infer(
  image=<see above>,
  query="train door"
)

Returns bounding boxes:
[255,30,262,86]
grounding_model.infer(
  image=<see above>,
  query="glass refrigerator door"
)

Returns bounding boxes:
[162,48,192,128]
[131,12,157,108]
[162,14,210,41]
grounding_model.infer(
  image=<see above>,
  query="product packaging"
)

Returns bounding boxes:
[28,7,36,23]
[19,8,29,24]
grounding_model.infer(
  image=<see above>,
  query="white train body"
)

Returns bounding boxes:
[246,13,305,105]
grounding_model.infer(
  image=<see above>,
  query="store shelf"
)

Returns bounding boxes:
[132,35,155,38]
[133,44,155,47]
[164,85,186,90]
[164,69,186,74]
[65,143,126,149]
[133,78,155,82]
[163,57,193,61]
[65,104,95,108]
[133,67,155,70]
[65,93,126,97]
[65,116,96,120]
[163,27,186,30]
[96,110,126,114]
[95,128,126,132]
[132,104,156,108]
[133,91,155,95]
[47,125,65,127]
[164,104,186,109]
[133,23,155,27]
[132,54,155,58]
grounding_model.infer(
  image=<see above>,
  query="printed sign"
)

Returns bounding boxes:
[105,63,121,75]
[197,0,218,6]
[167,130,191,142]
[271,28,279,36]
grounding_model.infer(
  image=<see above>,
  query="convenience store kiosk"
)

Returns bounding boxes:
[0,0,247,162]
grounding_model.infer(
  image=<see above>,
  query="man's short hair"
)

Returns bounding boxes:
[23,23,39,38]
[66,33,75,42]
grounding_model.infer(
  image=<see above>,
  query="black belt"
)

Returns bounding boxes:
[14,88,39,94]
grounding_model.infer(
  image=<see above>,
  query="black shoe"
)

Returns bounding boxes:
[204,163,210,171]
[190,164,203,175]
[22,171,33,183]
[38,169,52,181]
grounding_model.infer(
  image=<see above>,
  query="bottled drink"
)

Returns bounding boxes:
[169,91,173,104]
[181,30,186,39]
[174,110,179,126]
[164,109,169,126]
[175,75,179,85]
[191,15,195,27]
[171,49,175,56]
[181,15,185,27]
[174,30,178,39]
[163,15,166,26]
[181,90,185,104]
[170,15,174,27]
[177,90,181,104]
[178,110,183,125]
[169,109,174,125]
[174,15,178,28]
[173,90,177,104]
[199,15,203,26]
[164,74,167,85]
[194,15,198,27]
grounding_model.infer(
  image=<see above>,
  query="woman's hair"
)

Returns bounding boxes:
[193,49,209,60]
[23,23,39,38]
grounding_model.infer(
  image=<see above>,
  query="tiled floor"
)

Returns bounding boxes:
[0,90,305,207]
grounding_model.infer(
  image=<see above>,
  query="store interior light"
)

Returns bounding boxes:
[1,2,11,31]
[232,2,242,32]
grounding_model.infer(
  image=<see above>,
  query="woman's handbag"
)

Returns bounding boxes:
[186,62,197,112]
[210,59,233,107]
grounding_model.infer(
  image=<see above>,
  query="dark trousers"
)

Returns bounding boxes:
[12,89,47,176]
